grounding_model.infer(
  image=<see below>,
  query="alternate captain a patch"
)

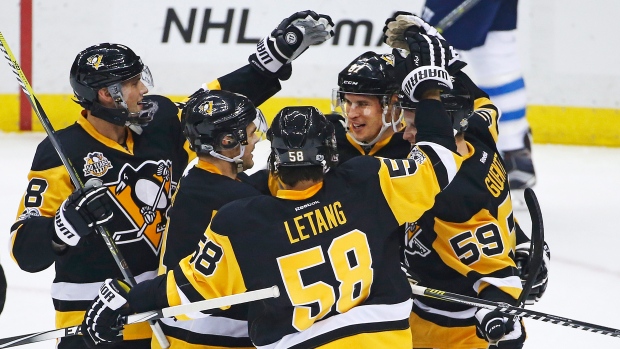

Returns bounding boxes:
[83,152,114,177]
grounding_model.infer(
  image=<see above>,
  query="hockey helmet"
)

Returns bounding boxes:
[268,106,338,173]
[181,89,266,160]
[442,75,474,134]
[70,43,157,126]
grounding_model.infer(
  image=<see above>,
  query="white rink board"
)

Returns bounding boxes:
[1,0,620,108]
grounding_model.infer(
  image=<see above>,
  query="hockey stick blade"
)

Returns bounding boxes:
[518,187,545,307]
[0,286,279,348]
[411,285,620,338]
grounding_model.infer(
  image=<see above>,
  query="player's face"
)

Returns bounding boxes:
[242,123,259,170]
[120,75,149,113]
[342,93,385,143]
[402,110,417,145]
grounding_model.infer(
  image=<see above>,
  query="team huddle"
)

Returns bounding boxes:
[9,7,549,349]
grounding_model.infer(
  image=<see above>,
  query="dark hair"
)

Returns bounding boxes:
[275,166,324,187]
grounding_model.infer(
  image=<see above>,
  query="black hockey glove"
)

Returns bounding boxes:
[383,11,466,75]
[475,308,526,349]
[515,241,551,304]
[54,178,113,246]
[249,10,334,80]
[82,279,133,348]
[394,31,453,103]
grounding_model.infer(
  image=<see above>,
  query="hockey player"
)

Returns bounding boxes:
[388,27,535,348]
[80,89,464,347]
[9,11,334,349]
[331,51,411,163]
[155,89,267,348]
[420,1,536,190]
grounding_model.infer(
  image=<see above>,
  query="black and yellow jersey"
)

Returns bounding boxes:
[156,160,261,349]
[404,74,521,348]
[9,64,282,347]
[326,113,411,164]
[133,132,462,348]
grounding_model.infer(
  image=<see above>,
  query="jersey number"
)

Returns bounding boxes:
[277,230,373,331]
[449,224,504,265]
[24,178,48,208]
[189,239,223,277]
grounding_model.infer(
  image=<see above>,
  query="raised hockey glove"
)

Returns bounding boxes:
[395,31,453,103]
[475,308,526,349]
[515,241,551,304]
[383,11,466,74]
[249,10,334,79]
[54,178,113,246]
[82,279,133,348]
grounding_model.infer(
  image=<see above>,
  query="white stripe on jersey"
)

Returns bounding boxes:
[416,141,458,183]
[160,316,249,337]
[257,299,413,349]
[473,276,523,294]
[51,269,158,301]
[413,298,477,319]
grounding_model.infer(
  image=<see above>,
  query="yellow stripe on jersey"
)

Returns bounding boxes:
[56,310,151,340]
[15,164,72,220]
[77,117,135,155]
[378,146,462,226]
[316,328,412,349]
[167,228,247,313]
[472,96,500,143]
[409,312,486,349]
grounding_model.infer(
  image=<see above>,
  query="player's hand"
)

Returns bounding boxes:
[384,11,466,74]
[82,279,133,348]
[249,10,334,79]
[394,32,453,103]
[515,241,550,304]
[475,309,526,349]
[54,178,113,246]
[383,11,442,50]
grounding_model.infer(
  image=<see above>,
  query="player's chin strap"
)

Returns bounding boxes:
[209,145,246,174]
[345,100,403,147]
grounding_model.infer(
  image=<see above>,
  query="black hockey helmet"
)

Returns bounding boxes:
[181,89,266,157]
[268,106,338,173]
[442,75,474,134]
[69,43,157,126]
[336,51,400,95]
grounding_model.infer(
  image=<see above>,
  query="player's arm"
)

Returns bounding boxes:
[455,71,501,147]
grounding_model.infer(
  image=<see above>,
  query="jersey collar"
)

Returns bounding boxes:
[346,131,394,156]
[276,181,323,200]
[77,117,135,154]
[196,159,224,175]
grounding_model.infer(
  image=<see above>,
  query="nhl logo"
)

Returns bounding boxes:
[83,152,113,177]
[86,54,104,70]
[285,32,297,45]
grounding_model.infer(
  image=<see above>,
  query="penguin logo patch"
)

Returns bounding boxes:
[198,101,214,116]
[86,54,104,70]
[83,152,114,177]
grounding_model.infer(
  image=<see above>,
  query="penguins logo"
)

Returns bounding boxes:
[83,152,113,177]
[86,54,104,70]
[198,101,214,116]
[381,54,395,67]
[105,160,176,254]
[403,222,431,264]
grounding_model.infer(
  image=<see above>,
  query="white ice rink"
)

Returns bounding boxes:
[0,133,619,348]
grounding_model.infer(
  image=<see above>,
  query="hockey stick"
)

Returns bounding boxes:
[0,32,170,348]
[516,188,545,307]
[435,0,483,33]
[411,284,620,339]
[0,286,280,348]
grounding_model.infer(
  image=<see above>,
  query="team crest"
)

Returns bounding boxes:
[83,152,113,177]
[198,101,214,116]
[86,54,104,70]
[403,222,431,265]
[381,54,395,67]
[408,148,427,165]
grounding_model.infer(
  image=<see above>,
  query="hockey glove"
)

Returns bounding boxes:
[395,31,453,103]
[82,278,133,348]
[383,11,466,74]
[515,241,551,304]
[54,178,113,246]
[475,308,526,349]
[249,10,334,79]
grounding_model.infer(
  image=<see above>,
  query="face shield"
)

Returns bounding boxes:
[107,64,157,126]
[252,108,268,142]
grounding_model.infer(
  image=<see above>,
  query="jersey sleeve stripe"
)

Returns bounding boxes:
[473,275,522,299]
[416,142,458,188]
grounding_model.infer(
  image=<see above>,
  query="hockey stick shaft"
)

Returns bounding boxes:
[517,188,545,307]
[436,0,483,33]
[0,286,280,348]
[0,32,170,348]
[411,285,620,338]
